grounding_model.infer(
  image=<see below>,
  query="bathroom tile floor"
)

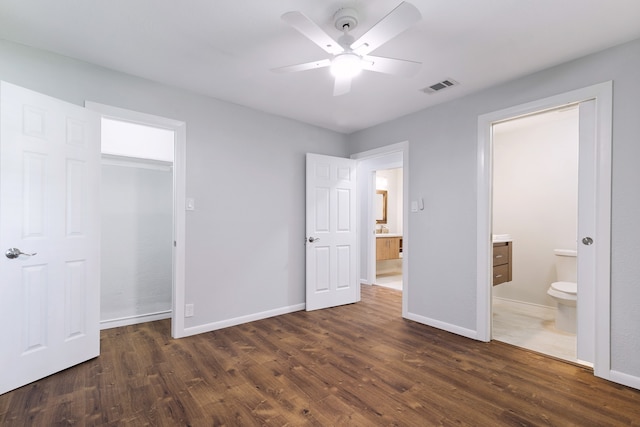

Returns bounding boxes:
[492,297,580,364]
[374,273,402,291]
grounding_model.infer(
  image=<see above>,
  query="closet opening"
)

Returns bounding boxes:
[99,118,175,329]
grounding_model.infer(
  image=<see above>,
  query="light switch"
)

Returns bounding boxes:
[186,198,195,211]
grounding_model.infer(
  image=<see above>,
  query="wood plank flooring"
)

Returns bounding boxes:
[1,285,640,426]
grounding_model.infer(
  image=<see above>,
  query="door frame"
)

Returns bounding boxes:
[351,141,409,317]
[85,102,187,339]
[476,82,612,379]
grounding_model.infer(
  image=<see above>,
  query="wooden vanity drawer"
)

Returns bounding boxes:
[492,241,512,285]
[493,263,510,286]
[493,244,510,266]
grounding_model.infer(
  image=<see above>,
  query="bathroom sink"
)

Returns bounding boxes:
[492,234,512,242]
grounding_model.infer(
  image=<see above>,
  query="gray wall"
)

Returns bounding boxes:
[2,35,639,380]
[0,39,348,330]
[348,38,640,377]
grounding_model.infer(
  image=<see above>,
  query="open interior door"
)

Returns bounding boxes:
[0,82,100,395]
[576,99,596,364]
[306,153,359,311]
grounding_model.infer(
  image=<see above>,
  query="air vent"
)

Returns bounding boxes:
[421,78,459,94]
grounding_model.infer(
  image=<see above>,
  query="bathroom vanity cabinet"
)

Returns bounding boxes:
[376,236,402,261]
[492,241,512,285]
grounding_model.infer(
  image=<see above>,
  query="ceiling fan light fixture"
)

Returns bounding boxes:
[330,53,363,78]
[277,2,422,95]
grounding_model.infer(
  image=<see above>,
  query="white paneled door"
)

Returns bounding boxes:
[0,82,100,395]
[577,99,596,364]
[306,153,358,311]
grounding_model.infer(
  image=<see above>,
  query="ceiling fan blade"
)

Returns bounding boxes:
[351,2,421,56]
[333,75,352,96]
[361,55,421,77]
[271,59,331,73]
[281,11,344,55]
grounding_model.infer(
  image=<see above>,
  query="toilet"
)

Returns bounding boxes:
[547,249,577,333]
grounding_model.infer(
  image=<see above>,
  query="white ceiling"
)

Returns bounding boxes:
[1,1,639,134]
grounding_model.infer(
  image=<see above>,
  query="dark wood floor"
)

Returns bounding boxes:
[2,286,640,426]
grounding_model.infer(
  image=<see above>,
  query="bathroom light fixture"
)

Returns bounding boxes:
[376,176,388,190]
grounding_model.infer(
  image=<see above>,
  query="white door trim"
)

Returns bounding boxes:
[351,141,409,317]
[476,82,612,380]
[367,170,376,285]
[84,102,187,339]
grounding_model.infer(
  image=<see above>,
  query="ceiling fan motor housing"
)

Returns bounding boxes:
[334,8,358,32]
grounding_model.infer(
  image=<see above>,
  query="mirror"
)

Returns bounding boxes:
[375,190,387,224]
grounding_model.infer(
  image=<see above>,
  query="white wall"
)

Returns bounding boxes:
[102,118,175,162]
[348,38,640,378]
[0,39,348,332]
[101,160,173,322]
[492,108,579,306]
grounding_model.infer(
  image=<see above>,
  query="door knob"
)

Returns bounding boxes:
[582,237,594,246]
[308,237,320,243]
[5,248,37,259]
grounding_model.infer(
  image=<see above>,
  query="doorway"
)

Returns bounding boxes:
[85,102,188,338]
[352,141,408,313]
[99,118,175,329]
[476,82,612,381]
[490,106,580,363]
[374,167,403,291]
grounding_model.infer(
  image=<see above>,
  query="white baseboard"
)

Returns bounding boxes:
[608,370,640,391]
[181,303,306,338]
[100,310,172,330]
[404,311,479,340]
[493,295,555,310]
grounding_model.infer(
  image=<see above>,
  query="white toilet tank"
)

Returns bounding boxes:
[554,249,577,283]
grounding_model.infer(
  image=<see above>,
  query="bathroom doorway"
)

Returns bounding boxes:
[374,167,403,291]
[352,142,408,303]
[491,106,580,363]
[477,82,612,380]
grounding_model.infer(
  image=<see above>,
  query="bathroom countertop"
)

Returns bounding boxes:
[493,234,512,243]
[376,233,402,238]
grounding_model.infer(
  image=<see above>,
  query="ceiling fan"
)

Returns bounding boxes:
[272,2,422,96]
